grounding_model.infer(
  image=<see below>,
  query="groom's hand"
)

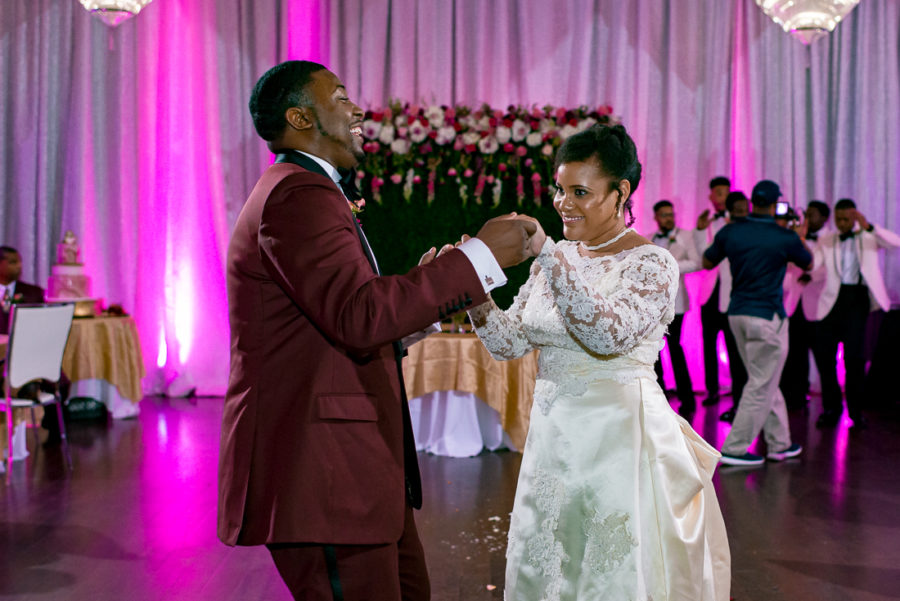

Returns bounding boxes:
[475,213,540,268]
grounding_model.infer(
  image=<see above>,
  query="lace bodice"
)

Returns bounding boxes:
[469,238,678,413]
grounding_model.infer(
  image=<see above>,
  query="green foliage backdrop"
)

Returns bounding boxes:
[360,181,563,310]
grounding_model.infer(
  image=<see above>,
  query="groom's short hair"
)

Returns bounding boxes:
[250,60,327,141]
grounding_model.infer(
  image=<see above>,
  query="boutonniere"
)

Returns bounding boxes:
[12,293,23,303]
[348,198,366,216]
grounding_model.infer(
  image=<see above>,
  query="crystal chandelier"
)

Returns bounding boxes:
[755,0,860,44]
[78,0,154,27]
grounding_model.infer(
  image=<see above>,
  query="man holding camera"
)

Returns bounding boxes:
[702,180,813,466]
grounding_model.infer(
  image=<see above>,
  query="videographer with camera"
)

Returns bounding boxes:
[702,180,813,466]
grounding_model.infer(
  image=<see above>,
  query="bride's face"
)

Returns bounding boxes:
[553,160,626,245]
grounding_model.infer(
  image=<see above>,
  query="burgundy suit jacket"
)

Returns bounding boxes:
[218,160,488,546]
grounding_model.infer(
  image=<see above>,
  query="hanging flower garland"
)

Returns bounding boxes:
[355,102,617,205]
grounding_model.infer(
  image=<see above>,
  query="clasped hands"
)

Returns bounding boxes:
[419,213,546,268]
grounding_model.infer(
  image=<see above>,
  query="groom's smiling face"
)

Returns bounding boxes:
[552,160,623,245]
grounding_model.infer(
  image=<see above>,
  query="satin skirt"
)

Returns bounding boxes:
[504,377,730,601]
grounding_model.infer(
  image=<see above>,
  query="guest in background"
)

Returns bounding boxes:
[703,180,812,466]
[217,60,539,601]
[781,201,830,410]
[694,177,748,421]
[804,199,900,429]
[0,246,45,335]
[650,200,702,418]
[725,190,750,219]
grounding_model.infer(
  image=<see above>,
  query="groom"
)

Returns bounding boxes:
[217,60,539,600]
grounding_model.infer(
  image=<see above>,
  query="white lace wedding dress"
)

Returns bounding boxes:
[469,239,730,601]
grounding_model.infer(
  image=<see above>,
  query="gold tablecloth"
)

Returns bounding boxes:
[62,316,146,403]
[403,333,538,451]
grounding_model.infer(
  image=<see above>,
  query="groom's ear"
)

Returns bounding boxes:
[285,106,314,132]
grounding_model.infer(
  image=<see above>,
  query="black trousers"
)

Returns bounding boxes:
[811,284,870,419]
[700,281,748,404]
[780,300,811,409]
[655,313,696,409]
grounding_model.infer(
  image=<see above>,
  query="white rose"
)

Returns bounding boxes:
[477,116,492,131]
[478,136,499,154]
[409,121,429,143]
[378,124,396,144]
[436,126,457,146]
[539,119,555,133]
[424,105,445,127]
[462,131,481,146]
[390,138,411,154]
[559,124,579,139]
[577,117,597,132]
[511,119,529,142]
[525,131,543,147]
[495,126,512,144]
[362,120,381,139]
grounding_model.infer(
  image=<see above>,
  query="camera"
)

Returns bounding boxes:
[775,201,799,221]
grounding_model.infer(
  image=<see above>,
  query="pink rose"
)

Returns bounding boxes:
[390,173,403,184]
[356,170,365,179]
[498,163,508,172]
[445,107,456,118]
[531,172,542,182]
[525,158,533,167]
[493,109,504,119]
[448,168,458,176]
[516,146,528,157]
[413,175,422,184]
[485,175,495,183]
[463,168,474,177]
[555,107,567,120]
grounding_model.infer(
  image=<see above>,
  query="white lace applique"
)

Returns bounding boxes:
[582,511,637,575]
[525,468,569,601]
[468,261,541,360]
[535,240,677,356]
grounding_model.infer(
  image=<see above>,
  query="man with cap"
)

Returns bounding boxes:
[702,180,813,466]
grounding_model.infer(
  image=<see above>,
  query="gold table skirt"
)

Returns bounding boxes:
[403,333,538,451]
[62,316,146,404]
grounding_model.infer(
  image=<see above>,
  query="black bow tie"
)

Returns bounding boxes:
[653,231,671,240]
[806,232,818,241]
[713,211,727,220]
[839,231,855,242]
[338,168,363,201]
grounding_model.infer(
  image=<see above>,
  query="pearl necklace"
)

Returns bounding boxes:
[580,227,634,251]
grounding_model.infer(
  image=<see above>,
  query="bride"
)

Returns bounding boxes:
[468,124,730,600]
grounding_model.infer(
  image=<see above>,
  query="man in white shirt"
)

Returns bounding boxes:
[650,200,702,418]
[804,198,900,429]
[779,201,829,410]
[694,179,748,421]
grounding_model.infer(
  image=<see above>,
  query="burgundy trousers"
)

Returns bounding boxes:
[267,505,429,601]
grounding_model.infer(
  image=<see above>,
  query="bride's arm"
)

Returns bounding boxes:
[467,261,540,360]
[536,239,677,355]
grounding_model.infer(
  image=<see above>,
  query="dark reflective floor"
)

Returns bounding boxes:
[2,395,898,600]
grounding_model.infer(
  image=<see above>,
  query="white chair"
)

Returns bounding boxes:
[2,303,75,473]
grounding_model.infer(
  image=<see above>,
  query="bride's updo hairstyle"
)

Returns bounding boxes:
[554,124,642,226]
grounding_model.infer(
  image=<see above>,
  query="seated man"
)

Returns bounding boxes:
[0,246,45,334]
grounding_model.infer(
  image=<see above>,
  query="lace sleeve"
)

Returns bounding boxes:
[536,240,677,355]
[467,261,540,360]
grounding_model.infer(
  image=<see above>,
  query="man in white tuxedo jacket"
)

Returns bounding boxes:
[780,201,830,409]
[651,200,702,418]
[694,183,749,422]
[803,198,900,429]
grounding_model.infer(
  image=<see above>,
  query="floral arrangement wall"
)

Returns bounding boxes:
[355,102,617,309]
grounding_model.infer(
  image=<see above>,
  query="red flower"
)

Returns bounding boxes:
[502,118,514,128]
[372,111,384,122]
[453,122,463,132]
[489,117,498,127]
[503,143,515,153]
[428,130,438,139]
[498,163,508,172]
[568,118,578,127]
[464,144,477,153]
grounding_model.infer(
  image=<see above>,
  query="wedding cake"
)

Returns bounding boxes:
[47,230,99,316]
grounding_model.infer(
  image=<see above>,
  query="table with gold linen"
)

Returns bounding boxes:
[403,332,538,456]
[62,316,146,419]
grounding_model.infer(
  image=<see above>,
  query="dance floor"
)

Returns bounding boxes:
[2,395,899,601]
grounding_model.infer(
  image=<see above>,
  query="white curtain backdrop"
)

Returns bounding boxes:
[2,0,898,394]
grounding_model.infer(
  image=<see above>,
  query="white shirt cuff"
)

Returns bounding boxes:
[458,238,507,294]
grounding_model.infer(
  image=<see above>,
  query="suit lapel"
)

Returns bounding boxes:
[275,151,379,275]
